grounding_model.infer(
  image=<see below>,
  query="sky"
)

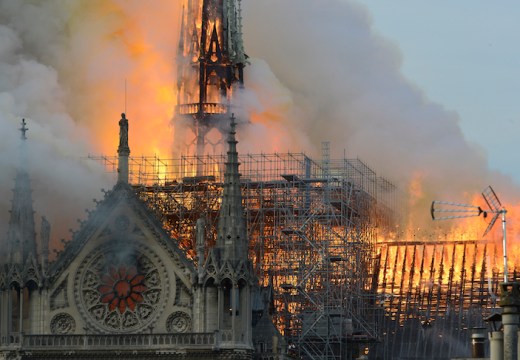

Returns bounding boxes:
[358,1,520,186]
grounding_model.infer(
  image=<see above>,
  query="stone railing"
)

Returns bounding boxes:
[0,334,21,348]
[176,103,228,115]
[6,333,217,351]
[220,329,233,343]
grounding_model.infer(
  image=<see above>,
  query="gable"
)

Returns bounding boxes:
[46,183,196,334]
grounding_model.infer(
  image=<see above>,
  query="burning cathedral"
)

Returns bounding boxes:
[0,1,277,359]
[0,1,508,360]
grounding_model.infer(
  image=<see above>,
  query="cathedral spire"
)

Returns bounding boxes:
[216,114,247,262]
[117,113,130,184]
[6,119,37,265]
[175,0,247,160]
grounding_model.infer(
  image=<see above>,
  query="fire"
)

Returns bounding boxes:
[55,1,181,158]
[378,185,520,324]
[50,1,520,328]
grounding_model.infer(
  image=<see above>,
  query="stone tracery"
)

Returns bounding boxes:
[75,242,169,333]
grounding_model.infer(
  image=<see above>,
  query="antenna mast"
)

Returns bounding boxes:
[431,185,508,283]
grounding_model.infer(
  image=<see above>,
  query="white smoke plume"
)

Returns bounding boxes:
[0,3,111,251]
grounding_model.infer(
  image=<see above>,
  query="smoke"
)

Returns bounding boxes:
[0,4,111,251]
[0,0,519,251]
[239,0,520,229]
[0,0,180,250]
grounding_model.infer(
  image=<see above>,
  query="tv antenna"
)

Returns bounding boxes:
[431,186,508,283]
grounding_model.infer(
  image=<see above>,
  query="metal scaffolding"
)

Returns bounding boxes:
[90,152,508,359]
[91,151,397,359]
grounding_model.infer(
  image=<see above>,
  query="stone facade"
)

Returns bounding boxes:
[0,117,288,360]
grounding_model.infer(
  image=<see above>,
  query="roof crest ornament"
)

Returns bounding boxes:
[20,118,28,140]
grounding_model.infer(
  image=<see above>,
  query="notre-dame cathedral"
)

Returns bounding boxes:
[0,115,285,359]
[1,1,288,359]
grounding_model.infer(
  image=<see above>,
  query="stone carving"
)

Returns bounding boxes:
[118,113,129,153]
[175,278,192,307]
[166,311,191,333]
[50,313,75,334]
[114,214,130,232]
[74,242,168,333]
[50,277,69,310]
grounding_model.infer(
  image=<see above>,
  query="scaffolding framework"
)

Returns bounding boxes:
[91,152,397,359]
[90,152,510,359]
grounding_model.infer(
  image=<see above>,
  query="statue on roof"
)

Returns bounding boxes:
[118,113,129,155]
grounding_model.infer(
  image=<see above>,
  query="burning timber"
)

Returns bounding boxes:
[90,150,509,359]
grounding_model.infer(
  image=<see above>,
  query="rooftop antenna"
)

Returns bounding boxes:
[431,186,508,283]
[124,78,127,114]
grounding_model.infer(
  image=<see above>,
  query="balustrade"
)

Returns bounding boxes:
[15,333,216,350]
[176,103,228,115]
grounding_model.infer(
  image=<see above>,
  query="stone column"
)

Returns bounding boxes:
[231,285,237,343]
[206,286,218,331]
[0,290,6,340]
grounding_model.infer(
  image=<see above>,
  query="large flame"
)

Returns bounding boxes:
[57,1,181,156]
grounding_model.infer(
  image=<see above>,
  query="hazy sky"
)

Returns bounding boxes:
[358,1,520,185]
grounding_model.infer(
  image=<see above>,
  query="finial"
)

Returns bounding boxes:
[230,113,236,132]
[20,119,28,140]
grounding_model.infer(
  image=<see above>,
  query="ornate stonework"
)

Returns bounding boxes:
[74,242,169,333]
[166,311,191,333]
[50,313,76,334]
[50,277,69,310]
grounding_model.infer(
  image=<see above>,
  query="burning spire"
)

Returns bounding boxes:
[175,0,246,163]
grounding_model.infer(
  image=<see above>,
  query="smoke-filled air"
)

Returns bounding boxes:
[1,0,519,253]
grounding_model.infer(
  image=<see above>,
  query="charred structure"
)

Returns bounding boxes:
[376,239,505,359]
[175,0,246,158]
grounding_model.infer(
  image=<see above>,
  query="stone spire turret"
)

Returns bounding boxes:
[6,119,37,265]
[216,114,248,263]
[193,114,253,351]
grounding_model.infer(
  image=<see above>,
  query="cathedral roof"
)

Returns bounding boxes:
[48,112,196,285]
[49,181,196,285]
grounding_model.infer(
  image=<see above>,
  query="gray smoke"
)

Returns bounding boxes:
[240,0,520,229]
[0,0,518,251]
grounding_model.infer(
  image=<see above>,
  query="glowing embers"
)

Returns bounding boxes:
[98,266,147,314]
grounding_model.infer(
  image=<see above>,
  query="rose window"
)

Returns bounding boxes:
[98,265,147,313]
[75,243,169,332]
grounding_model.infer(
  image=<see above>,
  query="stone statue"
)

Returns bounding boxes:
[118,113,129,154]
